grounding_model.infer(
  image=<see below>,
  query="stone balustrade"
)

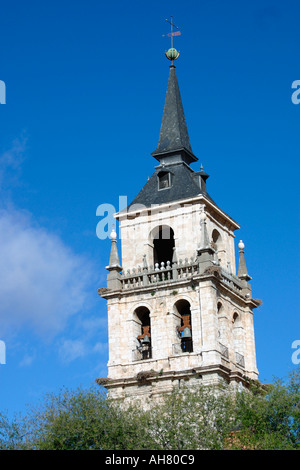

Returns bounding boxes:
[121,258,198,290]
[119,257,245,296]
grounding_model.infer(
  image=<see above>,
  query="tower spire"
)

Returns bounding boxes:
[237,240,251,281]
[151,63,198,165]
[152,17,197,166]
[106,227,121,271]
[105,227,122,291]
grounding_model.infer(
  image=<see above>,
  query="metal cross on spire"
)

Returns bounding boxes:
[163,16,181,64]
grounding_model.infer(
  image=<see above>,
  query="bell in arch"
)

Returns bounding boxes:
[181,327,192,339]
[142,335,150,344]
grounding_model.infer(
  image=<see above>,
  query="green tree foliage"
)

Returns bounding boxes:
[138,383,235,450]
[21,387,150,450]
[228,368,300,449]
[0,410,27,450]
[0,368,299,450]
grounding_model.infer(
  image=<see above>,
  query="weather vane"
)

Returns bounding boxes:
[163,16,181,65]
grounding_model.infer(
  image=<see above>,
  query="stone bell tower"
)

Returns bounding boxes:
[97,49,261,404]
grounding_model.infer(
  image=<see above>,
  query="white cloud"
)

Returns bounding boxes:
[58,339,87,363]
[19,352,36,367]
[0,137,100,362]
[93,342,107,354]
[0,206,95,339]
[0,135,27,193]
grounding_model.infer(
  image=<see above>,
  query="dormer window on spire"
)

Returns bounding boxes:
[158,170,172,190]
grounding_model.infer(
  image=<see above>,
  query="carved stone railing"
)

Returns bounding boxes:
[219,342,229,360]
[172,343,184,355]
[235,352,245,368]
[121,258,198,290]
[118,258,245,296]
[132,347,152,362]
[220,267,243,293]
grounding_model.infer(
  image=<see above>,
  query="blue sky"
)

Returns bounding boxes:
[0,0,299,416]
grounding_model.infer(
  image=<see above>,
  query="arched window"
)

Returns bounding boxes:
[153,225,175,267]
[217,301,229,358]
[211,228,226,266]
[217,301,224,339]
[174,299,193,353]
[211,229,221,251]
[232,312,245,367]
[232,312,240,325]
[217,301,223,314]
[134,306,152,360]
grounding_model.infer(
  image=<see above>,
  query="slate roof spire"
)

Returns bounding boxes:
[152,64,198,166]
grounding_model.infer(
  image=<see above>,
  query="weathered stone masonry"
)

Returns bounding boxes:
[97,62,261,405]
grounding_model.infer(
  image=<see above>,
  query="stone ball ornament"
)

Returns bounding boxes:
[110,228,117,240]
[165,48,180,61]
[238,240,245,250]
